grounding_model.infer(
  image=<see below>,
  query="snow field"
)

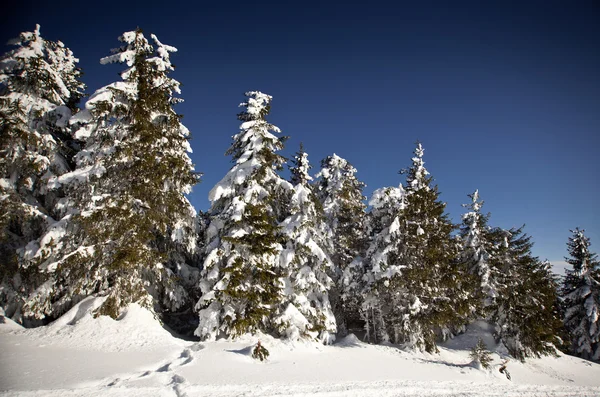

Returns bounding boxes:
[1,299,600,396]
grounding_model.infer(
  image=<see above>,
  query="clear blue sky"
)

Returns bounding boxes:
[4,1,599,266]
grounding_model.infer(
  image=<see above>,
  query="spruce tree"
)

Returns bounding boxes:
[15,29,198,321]
[459,190,497,316]
[0,25,85,323]
[490,227,562,360]
[195,91,291,340]
[562,228,600,360]
[362,184,406,344]
[314,154,368,336]
[364,143,467,352]
[278,144,336,342]
[392,142,467,351]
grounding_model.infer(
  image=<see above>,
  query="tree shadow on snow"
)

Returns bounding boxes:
[226,345,254,357]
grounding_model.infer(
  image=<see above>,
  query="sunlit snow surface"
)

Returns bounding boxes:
[1,300,600,396]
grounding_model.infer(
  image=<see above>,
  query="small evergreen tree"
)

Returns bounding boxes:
[252,340,270,361]
[314,154,368,336]
[562,228,600,360]
[195,91,291,340]
[470,338,493,369]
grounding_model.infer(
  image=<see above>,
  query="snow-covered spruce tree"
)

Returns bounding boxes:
[195,91,292,340]
[393,143,469,351]
[314,154,368,336]
[278,144,336,342]
[459,190,497,317]
[365,143,468,352]
[489,226,562,360]
[562,228,600,360]
[18,29,199,321]
[362,184,406,344]
[0,25,85,322]
[470,338,493,369]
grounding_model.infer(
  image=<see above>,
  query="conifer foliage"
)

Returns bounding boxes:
[15,29,199,321]
[196,91,291,340]
[362,184,406,344]
[459,190,496,315]
[562,228,600,360]
[314,154,367,336]
[470,338,493,369]
[0,25,85,322]
[279,144,336,342]
[0,26,587,362]
[364,143,466,352]
[489,227,562,360]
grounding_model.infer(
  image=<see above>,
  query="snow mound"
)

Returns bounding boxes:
[336,333,363,347]
[0,312,24,333]
[19,297,182,352]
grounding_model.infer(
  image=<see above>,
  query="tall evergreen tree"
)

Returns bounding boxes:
[362,184,406,344]
[314,154,368,336]
[196,91,292,340]
[490,226,562,360]
[562,228,600,360]
[459,190,497,316]
[364,143,467,352]
[0,25,85,323]
[278,144,336,342]
[15,29,199,321]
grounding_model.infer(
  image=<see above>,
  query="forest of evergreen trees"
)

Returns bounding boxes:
[1,26,599,363]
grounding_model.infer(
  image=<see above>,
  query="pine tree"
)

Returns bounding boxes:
[314,154,368,336]
[278,144,336,342]
[195,91,292,340]
[490,227,562,360]
[15,29,199,321]
[562,228,600,360]
[0,25,85,323]
[459,190,497,316]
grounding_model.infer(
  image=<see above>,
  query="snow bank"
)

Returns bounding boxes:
[11,297,181,352]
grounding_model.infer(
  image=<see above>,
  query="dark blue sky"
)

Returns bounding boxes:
[4,1,599,266]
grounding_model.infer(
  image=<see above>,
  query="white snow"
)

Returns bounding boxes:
[1,301,600,396]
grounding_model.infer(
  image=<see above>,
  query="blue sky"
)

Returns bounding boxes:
[4,1,599,266]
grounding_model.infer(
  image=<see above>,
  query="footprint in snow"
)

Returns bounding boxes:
[189,343,205,352]
[107,378,120,387]
[157,363,171,372]
[178,349,194,366]
[171,374,186,384]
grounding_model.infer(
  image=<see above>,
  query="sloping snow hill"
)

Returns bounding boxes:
[1,298,599,396]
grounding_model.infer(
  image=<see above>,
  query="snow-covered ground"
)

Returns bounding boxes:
[1,298,599,396]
